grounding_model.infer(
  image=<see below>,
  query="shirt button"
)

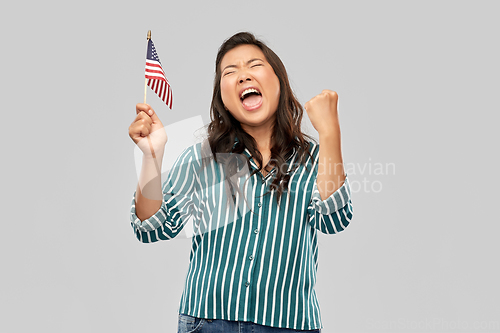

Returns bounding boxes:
[245,281,250,287]
[249,255,253,260]
[254,229,259,234]
[257,202,262,207]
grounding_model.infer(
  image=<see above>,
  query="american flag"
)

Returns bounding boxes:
[145,39,173,109]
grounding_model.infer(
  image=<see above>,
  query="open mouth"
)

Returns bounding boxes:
[240,88,263,111]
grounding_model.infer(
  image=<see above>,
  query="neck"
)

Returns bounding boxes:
[241,126,272,152]
[240,116,275,152]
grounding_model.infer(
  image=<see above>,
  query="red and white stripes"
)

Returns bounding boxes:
[145,59,173,109]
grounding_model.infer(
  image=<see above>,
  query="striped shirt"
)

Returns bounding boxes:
[130,140,353,330]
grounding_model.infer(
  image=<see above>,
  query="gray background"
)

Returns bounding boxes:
[1,0,499,332]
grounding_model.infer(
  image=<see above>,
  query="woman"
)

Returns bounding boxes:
[129,32,353,333]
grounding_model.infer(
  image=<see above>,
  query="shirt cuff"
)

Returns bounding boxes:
[310,175,351,215]
[130,193,168,232]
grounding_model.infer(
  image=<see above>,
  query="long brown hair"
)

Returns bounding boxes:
[207,32,314,203]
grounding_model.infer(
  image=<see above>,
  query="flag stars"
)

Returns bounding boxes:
[150,45,161,62]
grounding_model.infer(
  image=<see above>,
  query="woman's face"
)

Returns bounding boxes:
[220,44,280,133]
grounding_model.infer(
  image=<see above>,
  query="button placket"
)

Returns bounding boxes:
[245,174,266,300]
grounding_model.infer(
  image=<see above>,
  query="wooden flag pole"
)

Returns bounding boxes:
[144,30,150,105]
[144,30,161,177]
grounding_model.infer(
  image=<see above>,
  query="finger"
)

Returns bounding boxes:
[324,90,338,99]
[134,111,152,125]
[138,122,151,137]
[136,103,153,115]
[132,115,152,133]
[140,116,153,132]
[129,122,151,141]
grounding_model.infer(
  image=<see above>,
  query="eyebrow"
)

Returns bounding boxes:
[222,58,263,72]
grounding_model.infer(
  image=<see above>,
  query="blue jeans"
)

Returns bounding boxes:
[177,313,321,333]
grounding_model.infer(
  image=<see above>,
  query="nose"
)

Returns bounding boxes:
[238,71,252,84]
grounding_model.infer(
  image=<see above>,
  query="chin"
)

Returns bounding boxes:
[243,115,275,127]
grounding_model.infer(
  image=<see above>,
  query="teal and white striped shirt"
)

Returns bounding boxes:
[130,140,353,330]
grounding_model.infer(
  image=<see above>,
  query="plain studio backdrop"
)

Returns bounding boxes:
[1,1,498,332]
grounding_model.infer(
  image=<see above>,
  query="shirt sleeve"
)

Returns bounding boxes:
[130,146,199,243]
[307,175,353,234]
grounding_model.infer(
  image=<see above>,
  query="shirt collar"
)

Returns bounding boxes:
[232,136,298,164]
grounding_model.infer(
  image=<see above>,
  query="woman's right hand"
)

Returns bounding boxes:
[129,103,168,157]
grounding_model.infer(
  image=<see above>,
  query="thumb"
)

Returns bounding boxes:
[147,108,162,124]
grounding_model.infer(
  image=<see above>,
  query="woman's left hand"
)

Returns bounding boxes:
[304,90,340,136]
